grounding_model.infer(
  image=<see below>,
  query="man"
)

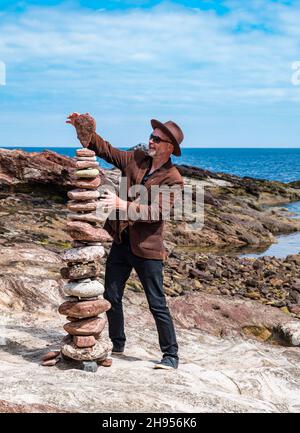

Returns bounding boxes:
[67,113,184,370]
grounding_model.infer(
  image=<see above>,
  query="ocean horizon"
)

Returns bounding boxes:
[2,146,300,184]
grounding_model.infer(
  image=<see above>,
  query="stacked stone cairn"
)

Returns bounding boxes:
[58,148,113,371]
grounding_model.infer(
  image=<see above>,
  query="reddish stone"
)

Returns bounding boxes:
[289,305,300,315]
[74,113,96,147]
[41,350,60,362]
[42,358,60,367]
[67,221,112,242]
[67,200,98,212]
[76,160,99,169]
[76,148,95,157]
[73,177,101,190]
[60,262,102,281]
[98,358,113,367]
[59,299,111,318]
[73,335,96,348]
[63,317,106,336]
[67,189,100,201]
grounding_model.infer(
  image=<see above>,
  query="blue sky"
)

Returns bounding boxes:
[0,0,300,148]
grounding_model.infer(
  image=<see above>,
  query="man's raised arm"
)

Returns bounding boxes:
[66,112,133,172]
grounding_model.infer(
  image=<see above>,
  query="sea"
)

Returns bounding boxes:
[3,146,300,183]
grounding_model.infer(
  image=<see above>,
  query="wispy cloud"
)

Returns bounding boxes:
[0,0,299,147]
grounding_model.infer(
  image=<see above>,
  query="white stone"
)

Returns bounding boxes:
[62,337,112,361]
[61,246,105,263]
[63,279,104,299]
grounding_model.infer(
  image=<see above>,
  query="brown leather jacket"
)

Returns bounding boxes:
[88,132,184,261]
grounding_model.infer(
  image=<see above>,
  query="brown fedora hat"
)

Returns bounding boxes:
[151,119,184,157]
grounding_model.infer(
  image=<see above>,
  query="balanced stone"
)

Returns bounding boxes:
[67,200,98,212]
[59,299,111,318]
[60,262,102,280]
[63,278,104,298]
[73,177,101,190]
[73,335,96,348]
[67,189,100,201]
[76,160,100,170]
[62,246,105,263]
[67,221,112,242]
[75,168,100,178]
[62,338,112,362]
[76,148,95,157]
[67,212,101,223]
[74,113,96,147]
[76,156,97,161]
[63,316,106,336]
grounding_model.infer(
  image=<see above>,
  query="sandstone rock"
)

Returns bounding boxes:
[73,335,96,348]
[41,350,61,362]
[67,212,102,224]
[59,299,111,318]
[169,292,299,339]
[74,113,96,147]
[67,221,112,242]
[67,200,98,212]
[76,160,100,170]
[0,148,75,189]
[62,337,112,361]
[62,246,105,263]
[63,278,104,298]
[64,316,106,336]
[75,169,99,178]
[60,262,102,280]
[41,358,60,367]
[76,149,95,157]
[98,358,113,367]
[76,156,97,161]
[73,177,101,190]
[67,189,100,201]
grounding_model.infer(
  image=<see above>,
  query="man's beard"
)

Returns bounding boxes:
[147,148,156,157]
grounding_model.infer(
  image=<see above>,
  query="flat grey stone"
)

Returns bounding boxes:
[63,279,104,299]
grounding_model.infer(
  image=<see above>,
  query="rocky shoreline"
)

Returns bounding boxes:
[1,148,300,412]
[0,148,300,338]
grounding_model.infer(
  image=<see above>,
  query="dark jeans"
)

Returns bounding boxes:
[104,230,179,359]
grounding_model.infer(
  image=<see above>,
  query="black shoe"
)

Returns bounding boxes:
[154,356,179,370]
[111,346,125,356]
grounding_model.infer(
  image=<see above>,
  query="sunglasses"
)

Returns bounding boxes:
[149,133,173,144]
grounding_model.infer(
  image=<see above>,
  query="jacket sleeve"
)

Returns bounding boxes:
[88,132,134,171]
[126,179,184,224]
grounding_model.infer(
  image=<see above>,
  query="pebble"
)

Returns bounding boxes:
[62,246,105,263]
[67,200,98,212]
[67,221,112,242]
[76,149,95,157]
[63,278,105,298]
[63,317,106,336]
[59,299,111,318]
[67,189,100,201]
